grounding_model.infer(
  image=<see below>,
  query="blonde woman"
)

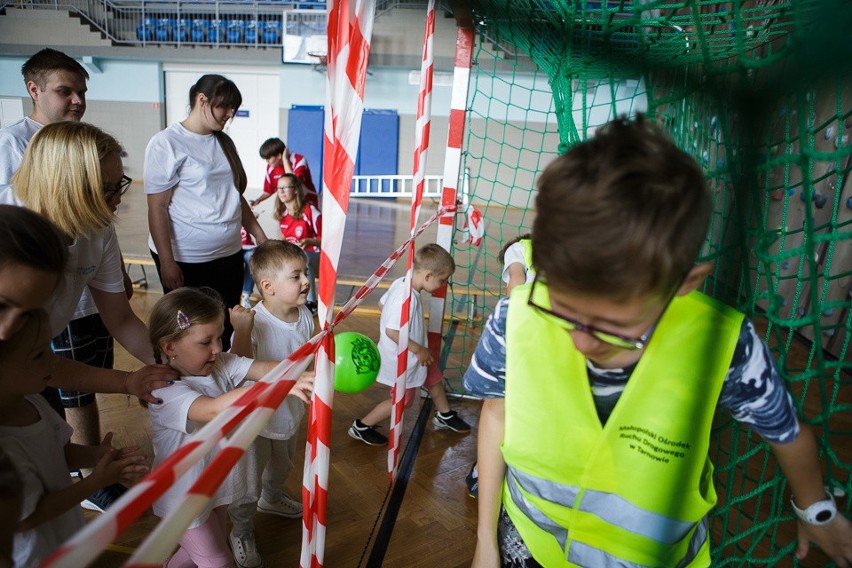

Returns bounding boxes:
[13,122,153,364]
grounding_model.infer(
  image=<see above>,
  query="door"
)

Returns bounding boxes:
[164,65,280,192]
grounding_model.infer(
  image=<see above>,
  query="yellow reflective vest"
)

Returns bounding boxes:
[503,284,744,567]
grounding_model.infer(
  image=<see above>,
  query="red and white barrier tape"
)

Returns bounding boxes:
[302,1,376,565]
[388,0,436,481]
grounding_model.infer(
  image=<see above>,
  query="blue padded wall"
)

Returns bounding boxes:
[287,106,400,194]
[286,105,324,192]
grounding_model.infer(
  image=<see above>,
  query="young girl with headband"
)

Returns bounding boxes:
[147,287,313,568]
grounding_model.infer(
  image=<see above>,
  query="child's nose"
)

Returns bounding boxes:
[569,328,605,355]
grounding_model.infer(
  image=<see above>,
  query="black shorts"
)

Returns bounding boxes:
[51,313,115,408]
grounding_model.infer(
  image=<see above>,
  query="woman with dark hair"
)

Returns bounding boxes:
[145,74,267,348]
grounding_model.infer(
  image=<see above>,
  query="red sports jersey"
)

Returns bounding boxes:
[279,204,322,253]
[263,153,318,207]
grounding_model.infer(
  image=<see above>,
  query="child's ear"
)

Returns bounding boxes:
[676,262,713,296]
[259,278,274,296]
[161,341,177,359]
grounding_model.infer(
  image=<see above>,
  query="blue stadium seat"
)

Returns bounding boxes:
[226,19,245,44]
[262,20,281,44]
[174,18,191,42]
[154,18,174,42]
[209,19,226,43]
[244,19,259,44]
[137,17,155,42]
[190,18,208,42]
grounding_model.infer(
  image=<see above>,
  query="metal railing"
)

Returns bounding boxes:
[4,0,327,48]
[350,169,470,203]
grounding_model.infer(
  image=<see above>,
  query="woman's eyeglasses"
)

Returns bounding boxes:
[526,275,666,351]
[104,175,132,201]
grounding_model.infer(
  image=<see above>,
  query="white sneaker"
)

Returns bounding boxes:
[257,494,303,518]
[229,532,264,568]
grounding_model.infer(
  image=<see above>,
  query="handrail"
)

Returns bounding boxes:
[4,0,327,47]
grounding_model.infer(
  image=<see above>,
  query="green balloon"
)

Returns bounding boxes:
[334,332,381,393]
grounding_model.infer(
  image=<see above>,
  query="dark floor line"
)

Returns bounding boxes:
[365,320,460,567]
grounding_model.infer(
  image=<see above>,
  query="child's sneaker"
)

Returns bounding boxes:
[81,483,127,512]
[257,494,302,518]
[348,419,388,446]
[229,531,264,568]
[432,411,471,432]
[240,292,253,309]
[466,462,479,498]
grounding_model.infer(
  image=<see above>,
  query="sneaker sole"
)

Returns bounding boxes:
[256,504,302,519]
[348,427,387,446]
[80,500,105,513]
[432,419,471,433]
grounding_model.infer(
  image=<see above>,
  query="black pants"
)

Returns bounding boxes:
[150,250,243,351]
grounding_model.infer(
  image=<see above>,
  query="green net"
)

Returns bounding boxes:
[442,0,852,564]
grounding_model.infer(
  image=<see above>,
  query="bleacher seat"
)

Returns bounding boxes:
[244,19,259,44]
[136,17,155,42]
[226,19,245,43]
[174,18,191,42]
[190,18,208,42]
[209,19,226,43]
[155,18,174,42]
[262,20,281,44]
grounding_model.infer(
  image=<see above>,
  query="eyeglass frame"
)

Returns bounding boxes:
[104,175,132,201]
[526,274,681,351]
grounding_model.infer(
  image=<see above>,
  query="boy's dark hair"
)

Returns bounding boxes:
[498,233,532,266]
[533,115,710,300]
[414,243,455,275]
[21,48,88,89]
[249,239,307,288]
[259,137,286,159]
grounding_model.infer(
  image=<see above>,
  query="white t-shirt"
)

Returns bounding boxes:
[149,352,253,528]
[0,116,41,200]
[0,395,83,568]
[501,241,535,285]
[376,277,427,389]
[238,301,314,440]
[41,224,125,336]
[144,123,243,263]
[0,117,102,323]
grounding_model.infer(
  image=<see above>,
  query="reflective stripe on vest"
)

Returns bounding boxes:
[502,286,743,566]
[506,467,708,566]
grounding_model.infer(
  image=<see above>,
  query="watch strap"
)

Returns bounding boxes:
[791,490,837,525]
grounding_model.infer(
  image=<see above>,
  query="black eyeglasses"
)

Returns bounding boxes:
[104,175,132,201]
[526,275,669,351]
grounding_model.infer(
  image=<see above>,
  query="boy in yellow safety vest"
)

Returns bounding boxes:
[465,115,852,567]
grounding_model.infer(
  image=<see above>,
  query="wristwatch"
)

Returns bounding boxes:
[791,490,838,525]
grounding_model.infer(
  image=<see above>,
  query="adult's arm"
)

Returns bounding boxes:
[472,398,506,568]
[48,358,177,404]
[147,189,183,290]
[90,287,154,364]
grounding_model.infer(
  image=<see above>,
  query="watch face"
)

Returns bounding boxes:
[815,509,833,522]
